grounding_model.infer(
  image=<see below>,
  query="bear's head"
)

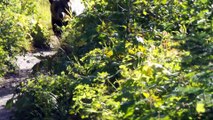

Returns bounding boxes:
[49,0,71,20]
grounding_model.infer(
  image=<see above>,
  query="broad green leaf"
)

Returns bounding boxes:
[124,105,135,118]
[162,0,167,4]
[201,0,207,3]
[196,103,205,113]
[105,50,113,57]
[143,9,147,15]
[143,92,150,98]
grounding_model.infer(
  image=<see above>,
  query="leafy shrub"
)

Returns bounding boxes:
[0,0,51,76]
[11,74,75,119]
[0,0,36,75]
[11,0,212,119]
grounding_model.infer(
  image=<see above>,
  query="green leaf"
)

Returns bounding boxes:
[201,0,207,3]
[161,0,167,4]
[124,105,135,118]
[196,103,205,113]
[143,9,147,15]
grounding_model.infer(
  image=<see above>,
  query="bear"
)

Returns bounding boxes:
[49,0,72,37]
[49,0,85,37]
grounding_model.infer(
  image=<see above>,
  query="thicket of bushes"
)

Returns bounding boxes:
[2,0,212,119]
[0,0,50,76]
[0,0,33,75]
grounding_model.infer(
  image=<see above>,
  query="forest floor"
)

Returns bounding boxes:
[0,50,57,120]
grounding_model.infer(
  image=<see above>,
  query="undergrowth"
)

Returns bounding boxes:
[4,0,213,119]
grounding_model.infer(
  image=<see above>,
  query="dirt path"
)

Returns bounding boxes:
[0,51,57,120]
[0,75,25,120]
[0,86,13,120]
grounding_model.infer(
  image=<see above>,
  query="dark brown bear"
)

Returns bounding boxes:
[49,0,71,37]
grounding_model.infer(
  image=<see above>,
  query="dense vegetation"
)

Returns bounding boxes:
[1,0,212,119]
[0,0,50,76]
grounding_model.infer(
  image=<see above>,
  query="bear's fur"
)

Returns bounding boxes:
[49,0,71,37]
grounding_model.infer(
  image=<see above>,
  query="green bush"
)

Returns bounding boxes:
[11,0,212,119]
[0,0,51,76]
[0,0,35,75]
[11,74,74,119]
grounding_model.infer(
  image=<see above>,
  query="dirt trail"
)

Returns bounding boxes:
[0,75,26,120]
[0,51,57,120]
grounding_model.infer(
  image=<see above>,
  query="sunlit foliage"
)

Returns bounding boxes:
[5,0,213,119]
